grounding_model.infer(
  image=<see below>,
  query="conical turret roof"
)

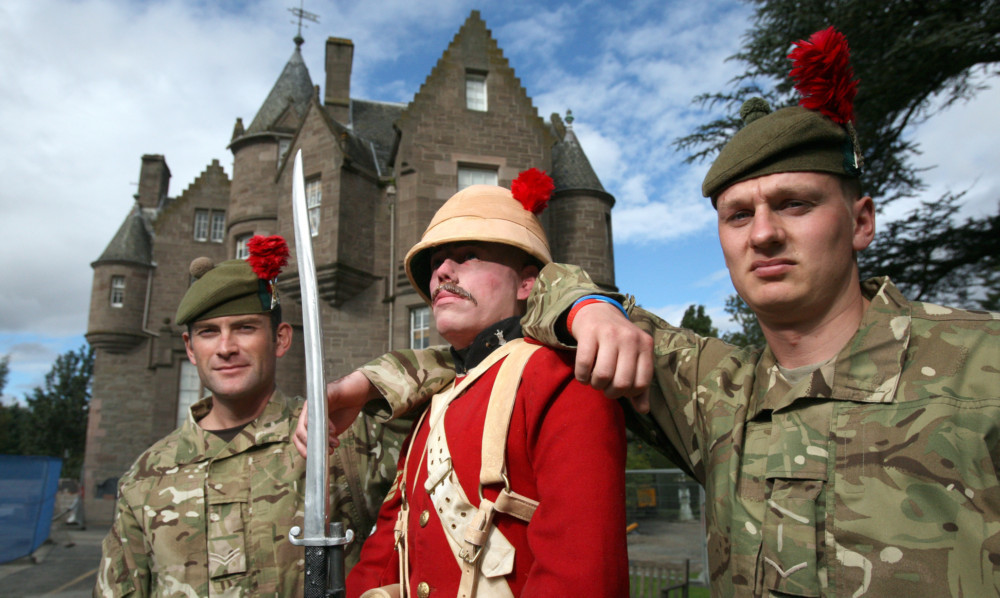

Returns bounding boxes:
[245,43,315,136]
[94,206,154,267]
[551,118,605,193]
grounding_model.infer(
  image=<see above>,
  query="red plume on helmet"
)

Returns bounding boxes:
[788,26,859,125]
[511,168,555,215]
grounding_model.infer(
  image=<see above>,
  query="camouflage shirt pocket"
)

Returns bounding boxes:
[206,477,250,579]
[761,478,823,597]
[755,405,831,595]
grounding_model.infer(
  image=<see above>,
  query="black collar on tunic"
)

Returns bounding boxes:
[450,316,524,375]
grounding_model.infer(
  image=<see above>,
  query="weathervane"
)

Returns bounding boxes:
[288,0,320,46]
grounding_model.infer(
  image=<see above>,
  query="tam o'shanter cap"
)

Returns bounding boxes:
[702,27,864,202]
[405,168,555,305]
[175,235,289,325]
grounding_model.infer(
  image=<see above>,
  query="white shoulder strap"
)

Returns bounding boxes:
[458,340,543,597]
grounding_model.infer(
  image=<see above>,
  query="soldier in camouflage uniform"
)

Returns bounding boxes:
[308,28,1000,598]
[95,247,404,598]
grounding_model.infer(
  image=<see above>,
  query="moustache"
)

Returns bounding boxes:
[432,282,477,305]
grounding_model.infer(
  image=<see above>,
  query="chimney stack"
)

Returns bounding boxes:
[135,154,170,209]
[325,37,354,125]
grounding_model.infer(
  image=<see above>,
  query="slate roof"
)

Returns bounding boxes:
[350,99,405,175]
[95,207,154,266]
[246,45,315,136]
[550,124,606,194]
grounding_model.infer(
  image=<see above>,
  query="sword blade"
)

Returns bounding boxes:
[291,149,329,539]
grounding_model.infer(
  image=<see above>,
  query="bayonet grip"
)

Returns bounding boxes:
[304,546,329,598]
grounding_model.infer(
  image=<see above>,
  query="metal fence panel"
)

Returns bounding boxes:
[626,469,707,596]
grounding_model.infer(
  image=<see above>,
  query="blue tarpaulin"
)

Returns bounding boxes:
[0,455,62,564]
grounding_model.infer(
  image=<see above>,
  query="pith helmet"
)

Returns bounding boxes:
[175,235,289,325]
[405,169,554,305]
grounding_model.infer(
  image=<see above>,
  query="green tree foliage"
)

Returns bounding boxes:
[674,0,1000,307]
[20,345,94,478]
[721,295,766,348]
[0,354,31,455]
[0,354,8,394]
[626,436,678,470]
[680,304,719,337]
[860,192,1000,307]
[0,402,30,455]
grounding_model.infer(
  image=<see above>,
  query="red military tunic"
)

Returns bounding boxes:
[347,339,628,596]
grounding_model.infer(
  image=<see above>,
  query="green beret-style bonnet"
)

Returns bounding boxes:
[702,27,864,203]
[174,236,289,326]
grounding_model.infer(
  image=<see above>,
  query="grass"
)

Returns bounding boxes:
[628,575,710,598]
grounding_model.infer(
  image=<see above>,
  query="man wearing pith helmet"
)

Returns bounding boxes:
[96,236,396,597]
[345,170,628,597]
[323,28,1000,597]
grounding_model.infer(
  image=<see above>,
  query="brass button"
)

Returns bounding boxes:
[417,581,431,597]
[419,510,430,527]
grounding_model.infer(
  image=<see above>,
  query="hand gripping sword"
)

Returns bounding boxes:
[288,149,353,597]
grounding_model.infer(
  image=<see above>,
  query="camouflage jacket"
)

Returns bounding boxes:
[95,390,404,598]
[358,264,1000,597]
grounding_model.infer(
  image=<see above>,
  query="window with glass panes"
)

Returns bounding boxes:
[176,360,202,428]
[193,209,209,241]
[210,211,226,243]
[306,178,322,236]
[235,234,252,259]
[457,167,498,190]
[410,306,431,349]
[110,275,125,308]
[466,73,487,111]
[278,139,291,166]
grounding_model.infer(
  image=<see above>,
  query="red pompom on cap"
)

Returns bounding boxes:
[247,235,289,282]
[788,26,859,124]
[511,168,555,215]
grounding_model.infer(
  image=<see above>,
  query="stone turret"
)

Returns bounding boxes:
[546,111,616,290]
[86,205,154,353]
[227,37,315,250]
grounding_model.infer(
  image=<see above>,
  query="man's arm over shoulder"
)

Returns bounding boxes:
[359,347,456,421]
[520,263,630,348]
[522,263,654,402]
[521,263,740,485]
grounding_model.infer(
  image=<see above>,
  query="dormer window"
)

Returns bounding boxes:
[466,72,487,111]
[278,139,291,167]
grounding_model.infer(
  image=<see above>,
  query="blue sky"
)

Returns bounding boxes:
[1,0,997,403]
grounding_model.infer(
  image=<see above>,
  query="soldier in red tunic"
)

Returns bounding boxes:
[346,170,629,597]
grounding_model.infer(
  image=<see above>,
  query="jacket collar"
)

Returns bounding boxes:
[450,316,524,375]
[751,277,910,417]
[174,389,299,465]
